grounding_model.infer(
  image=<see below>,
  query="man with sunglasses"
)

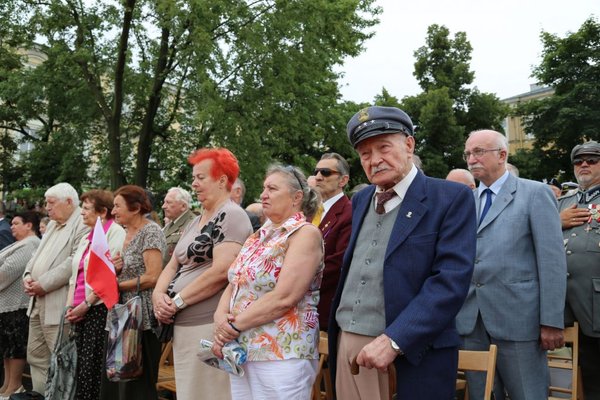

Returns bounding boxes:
[312,153,352,331]
[456,129,566,400]
[328,106,476,400]
[558,140,600,399]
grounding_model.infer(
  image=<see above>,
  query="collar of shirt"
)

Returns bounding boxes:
[322,192,344,219]
[477,169,510,200]
[577,184,600,204]
[171,210,190,226]
[373,164,418,213]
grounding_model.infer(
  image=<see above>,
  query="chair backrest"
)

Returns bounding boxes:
[159,340,173,366]
[458,344,498,400]
[548,323,581,400]
[312,332,334,400]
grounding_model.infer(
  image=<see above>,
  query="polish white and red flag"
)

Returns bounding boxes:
[86,217,119,309]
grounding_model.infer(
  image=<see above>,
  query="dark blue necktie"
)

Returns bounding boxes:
[479,188,493,226]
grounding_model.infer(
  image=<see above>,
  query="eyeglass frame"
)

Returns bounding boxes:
[462,148,502,161]
[313,168,341,178]
[572,156,600,166]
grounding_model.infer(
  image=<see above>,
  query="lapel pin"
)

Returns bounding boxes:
[406,211,412,218]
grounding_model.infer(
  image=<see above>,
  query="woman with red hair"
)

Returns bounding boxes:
[152,148,253,400]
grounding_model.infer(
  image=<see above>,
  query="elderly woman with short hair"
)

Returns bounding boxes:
[212,164,324,399]
[66,190,125,400]
[0,212,40,399]
[101,185,166,400]
[152,148,253,400]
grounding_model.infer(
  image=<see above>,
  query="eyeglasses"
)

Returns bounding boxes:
[573,156,600,166]
[313,168,341,177]
[462,148,502,161]
[285,165,305,191]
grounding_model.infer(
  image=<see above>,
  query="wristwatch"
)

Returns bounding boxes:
[390,338,404,355]
[173,293,187,310]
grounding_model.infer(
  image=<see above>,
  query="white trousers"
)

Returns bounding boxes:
[230,358,318,400]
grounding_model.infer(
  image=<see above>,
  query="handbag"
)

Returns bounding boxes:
[105,278,144,382]
[154,321,174,343]
[154,265,182,343]
[45,308,77,400]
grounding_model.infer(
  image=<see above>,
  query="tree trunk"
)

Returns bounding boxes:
[134,27,170,187]
[107,119,125,189]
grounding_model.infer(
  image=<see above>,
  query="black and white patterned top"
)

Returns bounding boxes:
[119,222,166,331]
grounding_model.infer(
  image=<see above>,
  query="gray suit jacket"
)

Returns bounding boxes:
[162,209,195,266]
[23,207,89,325]
[456,173,567,341]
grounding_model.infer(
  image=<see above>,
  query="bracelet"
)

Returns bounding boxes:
[84,299,92,308]
[228,321,241,333]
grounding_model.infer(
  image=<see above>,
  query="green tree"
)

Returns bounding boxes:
[401,24,508,177]
[1,0,380,195]
[412,88,464,177]
[517,17,600,182]
[413,24,474,103]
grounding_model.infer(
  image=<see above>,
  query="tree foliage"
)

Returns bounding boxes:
[516,17,600,182]
[0,0,380,201]
[400,24,508,178]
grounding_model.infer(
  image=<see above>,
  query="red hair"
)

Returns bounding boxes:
[188,148,240,191]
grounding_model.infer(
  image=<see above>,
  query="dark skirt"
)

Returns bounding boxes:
[99,329,161,400]
[0,308,29,359]
[73,304,109,400]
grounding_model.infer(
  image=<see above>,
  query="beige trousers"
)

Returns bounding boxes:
[173,323,231,400]
[336,331,391,400]
[26,303,66,394]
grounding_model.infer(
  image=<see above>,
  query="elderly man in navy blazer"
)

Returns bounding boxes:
[456,129,567,400]
[328,106,476,399]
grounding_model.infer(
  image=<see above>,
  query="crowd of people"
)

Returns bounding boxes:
[0,105,598,400]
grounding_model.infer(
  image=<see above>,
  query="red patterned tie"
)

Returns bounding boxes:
[376,190,397,214]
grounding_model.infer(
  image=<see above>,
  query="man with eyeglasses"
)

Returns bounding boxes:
[328,106,476,400]
[312,153,352,331]
[456,129,566,400]
[557,140,600,399]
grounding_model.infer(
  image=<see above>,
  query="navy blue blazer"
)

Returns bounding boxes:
[0,218,15,251]
[328,171,476,398]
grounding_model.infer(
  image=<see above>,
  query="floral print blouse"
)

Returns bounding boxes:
[228,212,324,361]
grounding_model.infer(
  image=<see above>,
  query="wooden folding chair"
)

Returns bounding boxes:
[457,344,498,400]
[548,323,584,400]
[312,331,334,400]
[157,340,177,399]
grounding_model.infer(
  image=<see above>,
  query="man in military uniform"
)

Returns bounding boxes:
[162,187,195,266]
[559,140,600,400]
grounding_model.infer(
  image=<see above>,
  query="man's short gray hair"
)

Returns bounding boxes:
[320,153,350,176]
[45,183,79,205]
[233,178,246,200]
[167,187,192,208]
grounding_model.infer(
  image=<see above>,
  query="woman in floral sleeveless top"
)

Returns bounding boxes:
[213,164,324,399]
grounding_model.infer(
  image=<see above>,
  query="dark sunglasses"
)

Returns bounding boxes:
[573,156,600,166]
[313,168,341,177]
